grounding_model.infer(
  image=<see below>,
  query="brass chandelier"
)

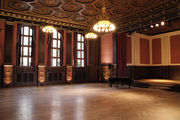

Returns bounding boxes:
[93,0,116,33]
[85,32,97,39]
[42,25,56,33]
[85,27,98,39]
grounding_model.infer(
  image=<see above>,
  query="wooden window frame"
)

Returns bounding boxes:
[76,34,85,67]
[51,31,62,67]
[20,26,33,66]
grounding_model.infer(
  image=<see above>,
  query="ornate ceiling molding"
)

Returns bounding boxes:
[19,0,35,2]
[39,0,62,7]
[113,7,133,15]
[53,9,72,18]
[72,14,88,22]
[31,3,53,15]
[75,0,95,4]
[116,0,180,33]
[82,4,100,16]
[0,9,88,30]
[62,2,83,12]
[131,0,154,7]
[95,0,116,9]
[8,1,30,11]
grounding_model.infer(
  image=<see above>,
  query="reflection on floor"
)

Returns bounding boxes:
[0,83,180,120]
[135,79,180,91]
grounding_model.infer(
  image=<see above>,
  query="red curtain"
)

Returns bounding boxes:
[117,32,127,77]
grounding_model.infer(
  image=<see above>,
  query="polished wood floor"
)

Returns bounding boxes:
[0,83,180,120]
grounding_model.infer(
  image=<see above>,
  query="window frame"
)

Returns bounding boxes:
[51,31,62,67]
[76,33,85,67]
[20,26,33,66]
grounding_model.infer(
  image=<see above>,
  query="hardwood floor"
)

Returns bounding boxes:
[0,83,180,120]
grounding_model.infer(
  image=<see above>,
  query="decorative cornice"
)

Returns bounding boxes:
[0,9,88,30]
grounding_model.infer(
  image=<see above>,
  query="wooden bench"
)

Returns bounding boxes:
[108,77,133,88]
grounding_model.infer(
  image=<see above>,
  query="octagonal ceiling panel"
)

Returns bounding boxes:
[82,4,100,16]
[31,3,53,15]
[53,9,72,18]
[62,2,83,12]
[75,0,95,3]
[95,0,116,9]
[72,14,88,22]
[113,6,133,15]
[131,0,154,7]
[19,0,35,2]
[39,0,62,7]
[2,0,170,31]
[8,1,30,11]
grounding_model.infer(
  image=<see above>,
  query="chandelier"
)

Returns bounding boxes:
[42,25,56,33]
[85,32,97,39]
[93,0,116,33]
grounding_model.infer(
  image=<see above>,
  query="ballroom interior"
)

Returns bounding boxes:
[0,0,180,120]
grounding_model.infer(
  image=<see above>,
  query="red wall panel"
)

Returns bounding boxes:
[126,37,132,63]
[170,35,180,63]
[140,38,150,64]
[152,38,161,64]
[101,33,113,64]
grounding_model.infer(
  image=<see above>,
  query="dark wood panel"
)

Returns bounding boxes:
[13,66,37,86]
[127,66,151,80]
[89,38,100,65]
[88,66,99,82]
[73,67,88,83]
[5,24,13,64]
[150,66,169,79]
[169,66,180,80]
[38,30,45,64]
[127,66,180,80]
[45,67,65,85]
[72,66,99,83]
[0,66,3,88]
[66,32,72,65]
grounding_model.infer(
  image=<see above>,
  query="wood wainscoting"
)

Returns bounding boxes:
[0,66,3,88]
[45,67,65,85]
[72,66,99,83]
[127,66,180,80]
[13,66,38,86]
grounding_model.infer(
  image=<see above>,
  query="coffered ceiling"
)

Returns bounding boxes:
[0,0,180,35]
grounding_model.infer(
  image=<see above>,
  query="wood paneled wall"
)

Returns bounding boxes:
[0,20,101,87]
[66,32,72,65]
[5,24,13,64]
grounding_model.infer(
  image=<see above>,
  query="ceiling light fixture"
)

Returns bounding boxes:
[85,27,98,39]
[151,25,154,28]
[93,0,115,33]
[161,21,165,26]
[42,25,57,33]
[85,32,97,39]
[155,24,159,27]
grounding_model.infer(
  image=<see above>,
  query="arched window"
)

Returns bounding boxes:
[76,34,85,67]
[20,26,33,66]
[51,31,62,67]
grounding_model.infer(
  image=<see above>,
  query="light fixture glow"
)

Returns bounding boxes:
[85,32,97,39]
[155,24,159,27]
[93,0,115,33]
[42,25,57,33]
[151,25,154,28]
[161,21,165,26]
